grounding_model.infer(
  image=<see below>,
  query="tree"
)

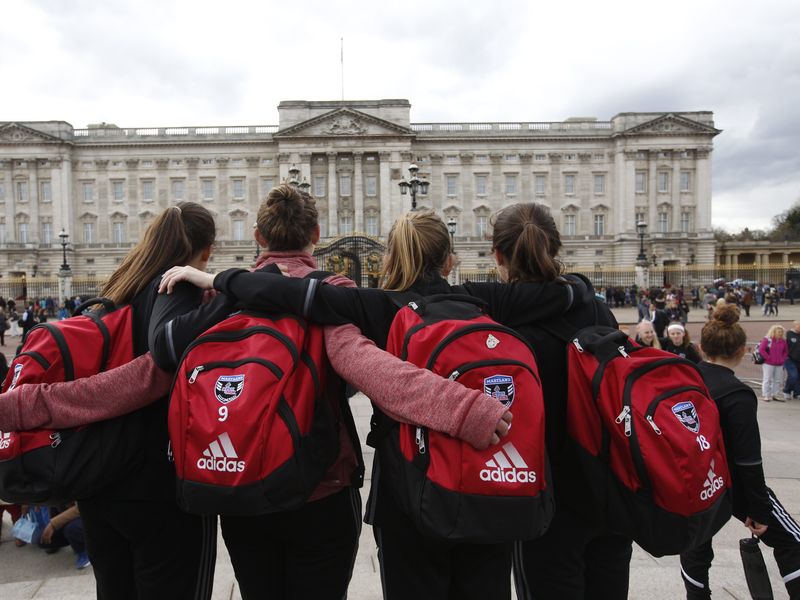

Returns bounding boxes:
[770,201,800,241]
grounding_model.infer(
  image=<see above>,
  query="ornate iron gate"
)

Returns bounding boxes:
[313,235,386,288]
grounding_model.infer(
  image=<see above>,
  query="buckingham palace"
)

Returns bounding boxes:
[0,99,719,290]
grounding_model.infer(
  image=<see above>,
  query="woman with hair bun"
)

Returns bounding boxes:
[160,202,622,600]
[679,304,800,599]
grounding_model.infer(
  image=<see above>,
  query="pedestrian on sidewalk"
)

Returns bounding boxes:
[759,324,788,402]
[784,321,800,400]
[680,305,800,600]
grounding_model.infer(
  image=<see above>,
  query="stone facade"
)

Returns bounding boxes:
[0,100,720,279]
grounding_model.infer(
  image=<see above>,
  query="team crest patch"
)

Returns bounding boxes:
[8,363,23,391]
[486,334,500,349]
[215,375,245,404]
[484,375,515,408]
[672,401,700,433]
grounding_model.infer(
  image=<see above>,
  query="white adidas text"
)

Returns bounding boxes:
[480,442,537,485]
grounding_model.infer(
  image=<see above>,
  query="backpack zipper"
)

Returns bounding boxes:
[186,358,283,383]
[619,358,702,493]
[424,324,536,371]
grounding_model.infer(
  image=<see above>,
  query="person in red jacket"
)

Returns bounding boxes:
[758,324,789,401]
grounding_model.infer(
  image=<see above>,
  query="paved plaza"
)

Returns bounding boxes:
[1,303,799,599]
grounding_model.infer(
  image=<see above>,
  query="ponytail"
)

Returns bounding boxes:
[102,202,215,304]
[491,203,564,283]
[381,210,450,291]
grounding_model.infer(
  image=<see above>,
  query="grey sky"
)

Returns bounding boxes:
[2,0,798,232]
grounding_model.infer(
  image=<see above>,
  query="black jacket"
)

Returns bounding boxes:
[786,329,800,363]
[696,361,772,523]
[660,338,702,363]
[213,268,616,515]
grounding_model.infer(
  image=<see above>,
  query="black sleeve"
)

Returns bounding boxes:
[722,390,772,522]
[461,280,576,329]
[148,282,238,371]
[212,268,397,348]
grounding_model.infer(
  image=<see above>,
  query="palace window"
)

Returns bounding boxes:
[17,181,29,202]
[339,175,351,197]
[535,175,546,195]
[340,212,353,235]
[635,171,647,193]
[261,177,274,197]
[171,179,185,200]
[475,175,488,195]
[658,211,669,233]
[313,176,326,197]
[231,178,245,199]
[365,175,377,197]
[680,171,692,192]
[113,222,125,244]
[366,213,379,236]
[41,221,53,244]
[475,215,488,237]
[564,174,575,195]
[40,180,52,202]
[202,179,215,201]
[232,219,245,241]
[18,222,29,244]
[112,180,125,201]
[83,222,95,244]
[594,174,605,194]
[657,172,670,193]
[681,211,691,233]
[82,181,94,202]
[564,214,576,236]
[594,214,605,236]
[505,174,518,195]
[142,180,154,201]
[446,175,458,197]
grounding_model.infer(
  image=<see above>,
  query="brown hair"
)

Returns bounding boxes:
[381,210,451,291]
[491,203,564,282]
[102,202,215,305]
[256,184,318,251]
[700,304,747,359]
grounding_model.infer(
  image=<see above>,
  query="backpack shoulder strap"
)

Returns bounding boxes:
[305,270,335,281]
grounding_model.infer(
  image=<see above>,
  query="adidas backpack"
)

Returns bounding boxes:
[553,324,732,556]
[0,298,144,504]
[376,293,553,543]
[168,308,345,516]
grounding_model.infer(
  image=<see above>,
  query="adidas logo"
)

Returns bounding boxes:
[480,442,537,484]
[196,432,246,473]
[700,459,724,501]
[0,431,11,450]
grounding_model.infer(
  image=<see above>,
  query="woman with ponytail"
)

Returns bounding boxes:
[161,203,613,599]
[0,202,225,600]
[679,304,800,600]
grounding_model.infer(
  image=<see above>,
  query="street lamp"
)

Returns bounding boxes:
[398,163,430,210]
[58,229,70,272]
[636,221,648,265]
[651,253,658,267]
[447,217,457,285]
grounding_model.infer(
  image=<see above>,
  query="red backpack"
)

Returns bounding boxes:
[0,299,144,504]
[168,309,346,516]
[376,294,553,543]
[553,324,732,556]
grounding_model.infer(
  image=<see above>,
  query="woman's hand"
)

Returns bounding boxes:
[745,517,768,536]
[490,410,513,445]
[159,266,215,294]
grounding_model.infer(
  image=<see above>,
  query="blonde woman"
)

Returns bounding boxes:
[758,324,789,401]
[635,320,661,349]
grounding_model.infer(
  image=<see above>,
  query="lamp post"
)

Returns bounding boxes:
[398,163,430,210]
[636,221,648,265]
[447,217,457,284]
[634,221,649,290]
[58,229,72,302]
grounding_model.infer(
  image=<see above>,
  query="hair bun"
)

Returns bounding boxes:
[711,303,740,326]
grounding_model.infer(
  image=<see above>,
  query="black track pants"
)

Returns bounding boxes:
[373,497,512,600]
[221,486,362,600]
[681,488,800,600]
[513,504,633,600]
[79,497,216,600]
